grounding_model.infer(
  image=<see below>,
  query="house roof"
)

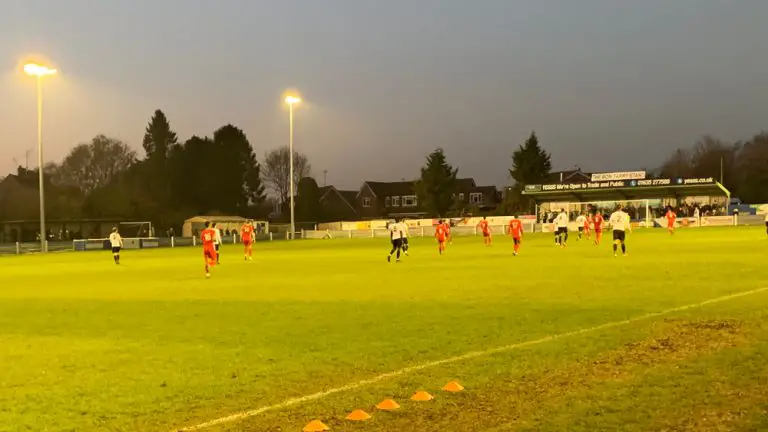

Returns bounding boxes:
[360,181,417,198]
[319,186,358,212]
[184,215,247,223]
[359,178,479,198]
[338,190,358,205]
[471,185,498,194]
[455,178,477,190]
[545,169,592,184]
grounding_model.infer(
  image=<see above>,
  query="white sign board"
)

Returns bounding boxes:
[591,171,646,182]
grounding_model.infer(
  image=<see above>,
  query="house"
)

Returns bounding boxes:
[451,179,500,213]
[356,181,425,219]
[545,168,592,184]
[355,178,501,219]
[318,186,358,221]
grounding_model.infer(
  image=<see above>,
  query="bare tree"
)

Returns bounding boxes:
[261,146,311,204]
[658,148,692,179]
[57,135,137,194]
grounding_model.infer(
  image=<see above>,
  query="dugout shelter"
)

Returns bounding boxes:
[182,216,268,237]
[522,173,730,227]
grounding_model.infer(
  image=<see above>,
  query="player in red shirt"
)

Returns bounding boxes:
[200,221,217,278]
[241,220,255,260]
[478,216,492,246]
[508,218,523,256]
[583,214,592,240]
[665,207,677,235]
[593,212,604,246]
[435,220,448,255]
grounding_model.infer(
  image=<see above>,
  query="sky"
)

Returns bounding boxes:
[2,0,768,190]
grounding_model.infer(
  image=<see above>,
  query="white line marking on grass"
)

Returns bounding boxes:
[175,286,768,431]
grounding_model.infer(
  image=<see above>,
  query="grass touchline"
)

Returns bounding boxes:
[175,285,768,431]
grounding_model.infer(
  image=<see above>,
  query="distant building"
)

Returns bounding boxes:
[544,168,592,184]
[354,178,500,219]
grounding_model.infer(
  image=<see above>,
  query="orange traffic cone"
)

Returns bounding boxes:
[442,381,465,392]
[410,391,434,401]
[346,409,371,421]
[303,419,330,431]
[375,399,401,410]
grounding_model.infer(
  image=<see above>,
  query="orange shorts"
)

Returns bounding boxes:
[204,246,216,262]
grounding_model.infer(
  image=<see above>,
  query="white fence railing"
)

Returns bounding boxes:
[2,215,763,255]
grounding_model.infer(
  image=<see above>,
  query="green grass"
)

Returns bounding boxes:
[0,228,767,432]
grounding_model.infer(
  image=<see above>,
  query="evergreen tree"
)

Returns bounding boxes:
[142,110,178,162]
[415,148,458,217]
[508,132,552,212]
[295,176,324,222]
[509,131,552,186]
[212,124,266,213]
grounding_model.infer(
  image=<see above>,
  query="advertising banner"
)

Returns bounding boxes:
[591,171,646,181]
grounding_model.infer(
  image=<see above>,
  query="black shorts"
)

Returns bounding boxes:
[557,227,568,235]
[391,238,403,248]
[578,227,584,232]
[215,244,220,251]
[402,238,409,246]
[613,231,626,242]
[111,246,121,254]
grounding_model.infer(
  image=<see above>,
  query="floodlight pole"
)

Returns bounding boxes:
[36,75,47,253]
[288,102,295,240]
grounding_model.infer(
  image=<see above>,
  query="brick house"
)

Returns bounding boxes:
[356,181,426,219]
[318,186,358,221]
[354,178,500,219]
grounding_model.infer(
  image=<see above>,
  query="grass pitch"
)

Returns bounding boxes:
[1,228,767,431]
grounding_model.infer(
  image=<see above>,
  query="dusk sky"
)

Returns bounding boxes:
[2,0,768,190]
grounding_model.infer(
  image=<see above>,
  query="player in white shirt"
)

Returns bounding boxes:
[387,219,404,263]
[575,213,587,240]
[108,227,124,265]
[212,222,223,264]
[555,209,569,247]
[609,207,632,257]
[399,219,410,256]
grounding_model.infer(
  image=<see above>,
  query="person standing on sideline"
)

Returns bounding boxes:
[212,222,223,264]
[555,209,569,247]
[109,227,124,265]
[610,206,632,257]
[387,219,404,263]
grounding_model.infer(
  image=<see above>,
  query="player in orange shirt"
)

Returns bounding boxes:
[443,220,452,245]
[478,216,492,246]
[665,207,677,235]
[200,221,218,278]
[435,220,448,255]
[507,217,524,256]
[583,213,592,239]
[593,212,605,246]
[241,220,255,260]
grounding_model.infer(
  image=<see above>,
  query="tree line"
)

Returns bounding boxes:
[2,110,767,227]
[0,110,311,230]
